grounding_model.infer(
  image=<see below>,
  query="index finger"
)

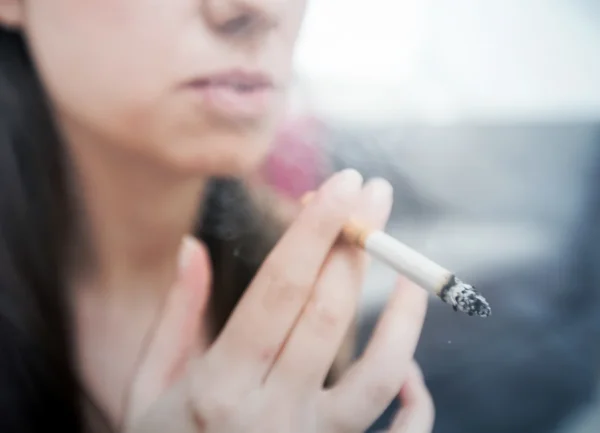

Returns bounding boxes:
[208,169,363,384]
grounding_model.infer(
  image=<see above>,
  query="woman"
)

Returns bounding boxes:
[0,1,433,432]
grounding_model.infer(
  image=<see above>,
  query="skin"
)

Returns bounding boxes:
[0,1,434,432]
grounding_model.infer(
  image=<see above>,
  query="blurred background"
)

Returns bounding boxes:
[263,1,600,432]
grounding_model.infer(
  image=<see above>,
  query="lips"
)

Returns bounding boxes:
[198,71,272,89]
[186,70,277,120]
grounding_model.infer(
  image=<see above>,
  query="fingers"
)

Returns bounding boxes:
[125,376,197,433]
[265,179,393,391]
[124,237,211,428]
[322,277,428,432]
[389,362,435,433]
[206,169,363,386]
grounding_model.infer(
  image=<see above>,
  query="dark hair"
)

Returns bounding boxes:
[0,28,283,432]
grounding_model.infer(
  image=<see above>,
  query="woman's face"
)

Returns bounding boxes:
[1,0,307,175]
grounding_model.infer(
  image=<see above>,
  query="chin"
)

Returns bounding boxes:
[167,130,275,178]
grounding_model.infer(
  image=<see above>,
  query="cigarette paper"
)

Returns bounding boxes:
[302,192,491,317]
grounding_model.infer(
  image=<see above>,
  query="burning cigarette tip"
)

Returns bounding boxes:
[439,275,492,317]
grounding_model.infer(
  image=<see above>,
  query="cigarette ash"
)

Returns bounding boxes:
[439,275,492,317]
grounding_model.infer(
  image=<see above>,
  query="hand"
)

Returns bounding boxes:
[125,170,433,433]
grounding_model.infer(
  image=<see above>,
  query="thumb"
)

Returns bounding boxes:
[124,236,212,428]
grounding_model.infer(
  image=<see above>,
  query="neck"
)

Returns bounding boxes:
[66,136,206,298]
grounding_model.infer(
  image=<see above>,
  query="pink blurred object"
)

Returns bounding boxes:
[262,116,328,199]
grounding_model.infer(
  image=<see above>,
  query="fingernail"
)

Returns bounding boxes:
[365,178,393,208]
[178,236,197,273]
[330,168,363,195]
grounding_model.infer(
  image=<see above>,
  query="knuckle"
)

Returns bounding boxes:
[256,344,280,364]
[306,298,345,336]
[194,389,240,425]
[365,378,399,409]
[261,264,313,308]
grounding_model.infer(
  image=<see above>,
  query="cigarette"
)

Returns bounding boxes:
[301,192,491,317]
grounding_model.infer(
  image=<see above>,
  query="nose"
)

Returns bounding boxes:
[203,0,284,38]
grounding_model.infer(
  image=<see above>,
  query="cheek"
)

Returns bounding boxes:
[24,0,179,145]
